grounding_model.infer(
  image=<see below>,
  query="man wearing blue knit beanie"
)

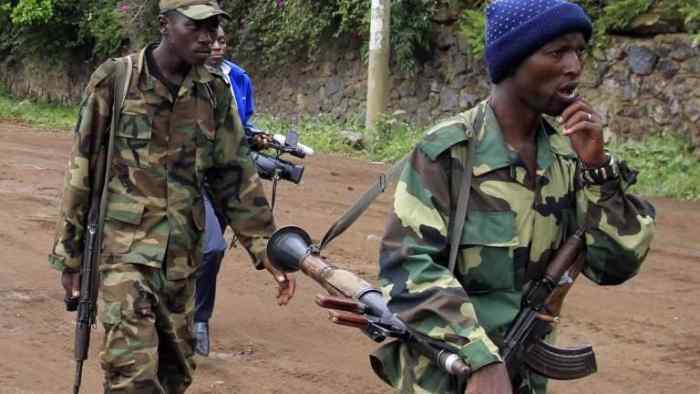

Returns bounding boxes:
[374,0,656,393]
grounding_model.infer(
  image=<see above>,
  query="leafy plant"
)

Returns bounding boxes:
[458,8,486,60]
[609,135,700,201]
[365,113,422,162]
[678,0,700,44]
[10,0,54,25]
[223,0,439,75]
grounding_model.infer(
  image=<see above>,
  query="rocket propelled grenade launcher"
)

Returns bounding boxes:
[268,225,598,382]
[267,226,472,377]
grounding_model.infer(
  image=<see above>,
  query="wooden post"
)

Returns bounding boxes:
[366,0,391,131]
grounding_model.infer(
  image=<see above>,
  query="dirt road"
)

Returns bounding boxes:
[0,123,698,394]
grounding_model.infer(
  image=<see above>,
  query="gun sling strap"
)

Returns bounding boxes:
[319,108,484,276]
[318,156,408,251]
[97,56,133,252]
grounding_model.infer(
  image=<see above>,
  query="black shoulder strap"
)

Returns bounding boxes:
[318,155,408,251]
[446,107,485,274]
[96,56,133,240]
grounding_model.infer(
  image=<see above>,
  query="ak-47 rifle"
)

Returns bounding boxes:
[63,56,132,394]
[65,135,111,393]
[267,225,597,383]
[501,227,597,380]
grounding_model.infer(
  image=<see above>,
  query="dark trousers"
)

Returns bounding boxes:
[194,250,225,323]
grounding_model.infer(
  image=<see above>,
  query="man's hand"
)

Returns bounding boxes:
[251,133,274,150]
[262,259,296,305]
[561,98,607,167]
[61,271,80,311]
[465,362,513,394]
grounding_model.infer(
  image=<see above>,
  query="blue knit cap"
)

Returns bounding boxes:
[485,0,592,83]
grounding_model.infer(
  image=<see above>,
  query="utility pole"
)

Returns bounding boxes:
[366,0,391,131]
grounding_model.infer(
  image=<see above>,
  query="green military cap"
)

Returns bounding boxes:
[159,0,230,20]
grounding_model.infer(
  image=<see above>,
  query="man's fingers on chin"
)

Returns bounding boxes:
[562,101,584,120]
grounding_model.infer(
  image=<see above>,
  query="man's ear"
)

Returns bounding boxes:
[159,14,168,35]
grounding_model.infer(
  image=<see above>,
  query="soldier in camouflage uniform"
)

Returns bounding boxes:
[375,1,656,393]
[49,1,295,392]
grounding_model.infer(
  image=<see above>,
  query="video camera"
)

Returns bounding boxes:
[246,127,313,184]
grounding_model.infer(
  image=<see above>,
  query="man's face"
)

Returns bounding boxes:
[162,12,219,66]
[206,26,227,68]
[511,32,587,116]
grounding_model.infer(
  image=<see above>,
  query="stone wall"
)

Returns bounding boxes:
[0,59,90,106]
[247,32,700,154]
[2,29,698,155]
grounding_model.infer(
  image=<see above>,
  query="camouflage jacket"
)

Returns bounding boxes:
[376,100,656,393]
[49,47,275,280]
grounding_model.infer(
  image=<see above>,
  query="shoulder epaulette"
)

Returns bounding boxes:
[86,58,121,91]
[418,117,473,161]
[205,65,229,85]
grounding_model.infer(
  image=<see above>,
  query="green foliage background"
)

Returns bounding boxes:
[458,0,700,58]
[1,0,698,69]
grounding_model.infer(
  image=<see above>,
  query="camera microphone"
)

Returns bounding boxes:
[273,134,315,156]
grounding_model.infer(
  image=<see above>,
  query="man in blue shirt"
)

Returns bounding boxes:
[195,25,259,356]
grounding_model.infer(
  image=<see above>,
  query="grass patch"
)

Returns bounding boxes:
[254,113,364,158]
[0,89,77,131]
[255,112,423,163]
[610,135,700,201]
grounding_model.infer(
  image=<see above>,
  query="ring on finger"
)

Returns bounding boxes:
[587,113,592,121]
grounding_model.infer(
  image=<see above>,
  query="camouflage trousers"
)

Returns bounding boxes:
[98,261,196,394]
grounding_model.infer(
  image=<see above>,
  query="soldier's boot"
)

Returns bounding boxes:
[194,321,210,357]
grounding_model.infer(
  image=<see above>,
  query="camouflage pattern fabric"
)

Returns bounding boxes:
[99,260,195,393]
[49,46,275,280]
[375,100,656,393]
[48,46,276,392]
[158,0,230,21]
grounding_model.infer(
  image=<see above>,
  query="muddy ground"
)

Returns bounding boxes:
[0,123,698,394]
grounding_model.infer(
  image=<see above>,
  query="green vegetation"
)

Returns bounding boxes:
[255,113,422,162]
[0,88,76,130]
[0,0,132,63]
[255,114,364,158]
[458,7,486,60]
[610,135,700,201]
[2,0,698,73]
[458,0,700,59]
[224,0,439,75]
[0,0,440,75]
[2,90,697,200]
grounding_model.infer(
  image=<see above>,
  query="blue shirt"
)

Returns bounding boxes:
[221,59,255,130]
[203,60,256,254]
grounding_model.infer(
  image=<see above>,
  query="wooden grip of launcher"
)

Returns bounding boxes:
[328,310,370,329]
[543,229,586,317]
[315,294,366,314]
